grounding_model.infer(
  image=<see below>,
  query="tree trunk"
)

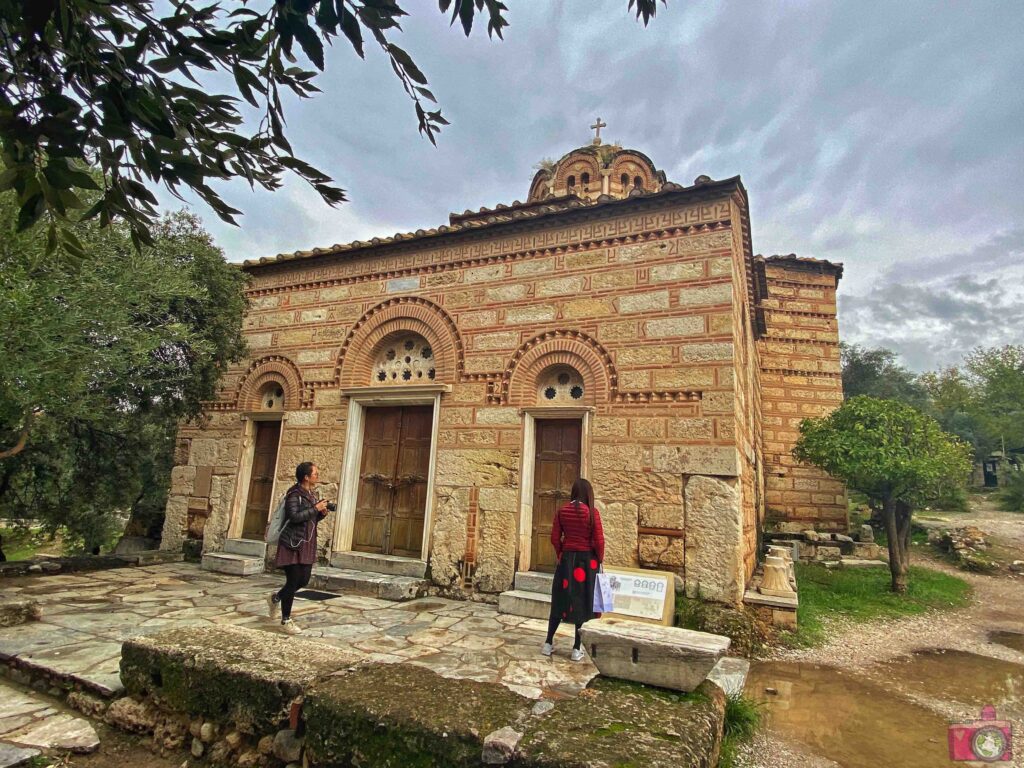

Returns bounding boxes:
[882,496,909,593]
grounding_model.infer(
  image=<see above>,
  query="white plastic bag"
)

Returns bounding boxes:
[265,494,288,544]
[593,569,615,613]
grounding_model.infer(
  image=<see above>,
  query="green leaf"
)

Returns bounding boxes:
[337,3,364,56]
[293,20,326,70]
[387,43,428,85]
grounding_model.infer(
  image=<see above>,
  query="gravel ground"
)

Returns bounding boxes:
[736,497,1024,768]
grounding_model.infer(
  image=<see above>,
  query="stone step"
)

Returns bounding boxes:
[579,618,730,692]
[497,589,551,621]
[706,656,750,697]
[310,566,427,602]
[514,571,553,594]
[329,551,427,579]
[200,552,265,577]
[224,538,268,558]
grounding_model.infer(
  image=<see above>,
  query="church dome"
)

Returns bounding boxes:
[527,120,668,203]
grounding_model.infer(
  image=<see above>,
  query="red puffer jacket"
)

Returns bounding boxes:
[551,501,605,563]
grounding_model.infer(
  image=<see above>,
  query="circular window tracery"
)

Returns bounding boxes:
[258,382,285,411]
[537,366,585,404]
[372,334,436,385]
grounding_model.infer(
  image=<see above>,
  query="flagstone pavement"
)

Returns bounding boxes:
[0,563,596,701]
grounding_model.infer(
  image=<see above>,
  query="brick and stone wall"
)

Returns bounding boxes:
[160,180,781,604]
[755,256,847,533]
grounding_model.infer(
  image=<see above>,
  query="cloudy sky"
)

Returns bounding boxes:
[158,0,1024,372]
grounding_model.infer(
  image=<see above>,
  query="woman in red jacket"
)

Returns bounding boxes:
[542,478,605,661]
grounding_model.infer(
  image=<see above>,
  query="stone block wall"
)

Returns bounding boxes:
[162,185,761,603]
[755,256,847,532]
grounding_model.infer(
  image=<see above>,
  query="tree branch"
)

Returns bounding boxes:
[0,414,33,460]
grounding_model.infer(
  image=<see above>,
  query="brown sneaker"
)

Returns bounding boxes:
[281,619,303,635]
[267,592,280,620]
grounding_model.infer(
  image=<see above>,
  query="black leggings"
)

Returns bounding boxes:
[545,615,583,650]
[276,563,312,621]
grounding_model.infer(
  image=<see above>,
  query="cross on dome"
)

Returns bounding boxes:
[590,117,607,145]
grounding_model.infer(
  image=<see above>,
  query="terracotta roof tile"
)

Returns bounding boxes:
[242,175,743,269]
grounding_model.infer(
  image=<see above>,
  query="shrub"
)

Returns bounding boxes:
[996,472,1024,513]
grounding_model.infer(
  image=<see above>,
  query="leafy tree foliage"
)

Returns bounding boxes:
[840,343,929,410]
[0,196,247,551]
[0,0,666,253]
[961,346,1024,457]
[794,396,972,593]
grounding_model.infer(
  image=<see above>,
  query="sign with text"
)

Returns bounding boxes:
[601,566,675,626]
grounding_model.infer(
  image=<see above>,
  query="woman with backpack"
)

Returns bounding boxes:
[267,461,330,634]
[542,478,605,661]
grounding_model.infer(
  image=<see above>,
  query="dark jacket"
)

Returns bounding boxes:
[275,484,324,567]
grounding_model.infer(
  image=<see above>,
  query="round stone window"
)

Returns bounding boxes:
[373,334,435,385]
[537,366,584,404]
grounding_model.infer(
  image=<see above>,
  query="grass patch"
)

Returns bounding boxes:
[718,693,762,768]
[875,525,930,548]
[784,562,971,647]
[0,526,60,561]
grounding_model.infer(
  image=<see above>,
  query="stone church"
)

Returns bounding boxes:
[160,131,846,605]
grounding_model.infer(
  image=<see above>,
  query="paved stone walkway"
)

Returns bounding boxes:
[0,678,100,764]
[0,563,596,700]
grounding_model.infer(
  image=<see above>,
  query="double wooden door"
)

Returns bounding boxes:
[531,419,582,572]
[353,406,432,557]
[242,420,281,539]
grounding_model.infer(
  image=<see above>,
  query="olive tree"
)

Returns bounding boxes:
[794,396,972,593]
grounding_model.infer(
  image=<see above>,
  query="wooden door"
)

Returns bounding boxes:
[352,406,432,557]
[242,420,281,539]
[531,419,582,572]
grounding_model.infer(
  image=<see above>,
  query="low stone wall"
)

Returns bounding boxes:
[0,550,182,578]
[112,625,726,768]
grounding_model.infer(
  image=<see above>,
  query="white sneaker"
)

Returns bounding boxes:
[281,619,303,635]
[267,592,280,620]
[541,642,553,657]
[570,648,585,662]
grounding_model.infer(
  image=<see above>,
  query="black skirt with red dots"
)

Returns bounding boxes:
[550,549,600,625]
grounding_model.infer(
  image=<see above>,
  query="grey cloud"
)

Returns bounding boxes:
[839,274,1024,371]
[148,0,1024,371]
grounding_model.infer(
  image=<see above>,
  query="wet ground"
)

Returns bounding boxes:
[748,661,953,768]
[748,644,1024,768]
[740,493,1024,768]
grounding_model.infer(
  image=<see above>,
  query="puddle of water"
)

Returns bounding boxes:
[877,649,1024,712]
[991,630,1024,654]
[747,662,952,768]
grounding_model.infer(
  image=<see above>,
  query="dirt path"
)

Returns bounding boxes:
[737,496,1024,768]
